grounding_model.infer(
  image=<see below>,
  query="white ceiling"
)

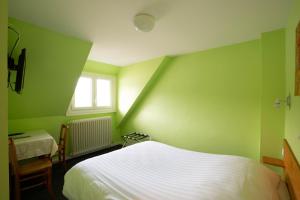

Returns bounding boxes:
[9,0,291,66]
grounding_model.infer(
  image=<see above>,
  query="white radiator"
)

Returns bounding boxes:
[69,117,112,156]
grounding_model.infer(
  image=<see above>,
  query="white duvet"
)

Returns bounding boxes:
[63,141,280,200]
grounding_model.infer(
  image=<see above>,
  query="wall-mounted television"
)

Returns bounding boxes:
[7,48,26,94]
[15,48,26,93]
[8,25,26,94]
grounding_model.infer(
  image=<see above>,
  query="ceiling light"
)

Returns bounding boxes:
[133,13,155,32]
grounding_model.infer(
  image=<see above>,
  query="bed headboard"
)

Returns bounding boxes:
[283,139,300,200]
[263,139,300,200]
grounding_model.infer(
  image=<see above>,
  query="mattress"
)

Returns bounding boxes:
[63,141,280,200]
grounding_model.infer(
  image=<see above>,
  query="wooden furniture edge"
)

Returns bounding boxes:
[262,139,300,200]
[262,156,284,168]
[283,139,300,200]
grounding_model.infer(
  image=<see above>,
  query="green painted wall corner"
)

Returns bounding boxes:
[284,0,300,161]
[117,57,167,121]
[8,18,92,119]
[118,56,172,128]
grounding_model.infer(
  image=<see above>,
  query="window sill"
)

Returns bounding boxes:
[66,108,116,116]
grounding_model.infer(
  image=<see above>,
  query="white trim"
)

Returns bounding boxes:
[66,73,116,116]
[70,116,112,123]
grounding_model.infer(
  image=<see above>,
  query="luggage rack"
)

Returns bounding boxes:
[122,132,150,147]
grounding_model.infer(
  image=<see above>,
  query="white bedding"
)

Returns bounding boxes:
[63,141,280,200]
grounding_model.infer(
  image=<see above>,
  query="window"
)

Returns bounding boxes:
[96,79,111,107]
[67,73,116,115]
[74,77,93,108]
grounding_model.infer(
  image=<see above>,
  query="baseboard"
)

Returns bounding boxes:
[52,142,122,164]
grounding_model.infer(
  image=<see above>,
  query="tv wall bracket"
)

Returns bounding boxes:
[7,25,26,94]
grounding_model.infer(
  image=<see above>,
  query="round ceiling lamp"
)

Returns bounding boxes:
[133,13,155,32]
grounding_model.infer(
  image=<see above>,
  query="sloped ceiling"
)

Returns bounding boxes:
[8,0,291,66]
[8,18,92,119]
[118,57,167,122]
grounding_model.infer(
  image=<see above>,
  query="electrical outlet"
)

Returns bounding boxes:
[274,98,281,108]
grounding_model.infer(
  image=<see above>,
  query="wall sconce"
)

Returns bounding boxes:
[274,94,291,110]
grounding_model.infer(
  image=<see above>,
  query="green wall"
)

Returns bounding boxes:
[120,40,262,159]
[6,7,296,170]
[8,60,121,155]
[118,30,287,161]
[0,0,9,199]
[6,18,122,156]
[117,57,166,122]
[6,19,123,157]
[260,30,286,159]
[84,60,120,75]
[8,113,120,156]
[284,0,300,160]
[8,18,92,119]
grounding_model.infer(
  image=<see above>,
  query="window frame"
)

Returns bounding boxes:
[66,73,116,116]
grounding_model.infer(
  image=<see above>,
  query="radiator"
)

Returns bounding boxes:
[69,117,112,156]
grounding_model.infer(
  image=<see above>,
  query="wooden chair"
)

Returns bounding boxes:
[57,124,69,170]
[8,138,54,200]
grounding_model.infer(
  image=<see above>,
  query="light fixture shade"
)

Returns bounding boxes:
[133,13,155,32]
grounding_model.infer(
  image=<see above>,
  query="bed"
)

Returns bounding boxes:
[63,140,300,200]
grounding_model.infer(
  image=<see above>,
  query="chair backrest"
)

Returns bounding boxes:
[59,124,68,149]
[8,138,20,176]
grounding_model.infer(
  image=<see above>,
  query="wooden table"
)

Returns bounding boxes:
[11,130,58,160]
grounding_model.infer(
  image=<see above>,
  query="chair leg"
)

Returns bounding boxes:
[63,153,67,171]
[58,152,62,163]
[47,168,55,199]
[14,176,21,200]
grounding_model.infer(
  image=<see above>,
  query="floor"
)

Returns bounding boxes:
[13,145,122,200]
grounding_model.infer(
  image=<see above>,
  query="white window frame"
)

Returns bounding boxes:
[66,73,116,116]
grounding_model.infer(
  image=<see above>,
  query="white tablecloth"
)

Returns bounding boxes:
[13,130,58,160]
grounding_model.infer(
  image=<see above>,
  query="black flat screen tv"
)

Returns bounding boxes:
[15,48,26,93]
[7,48,26,94]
